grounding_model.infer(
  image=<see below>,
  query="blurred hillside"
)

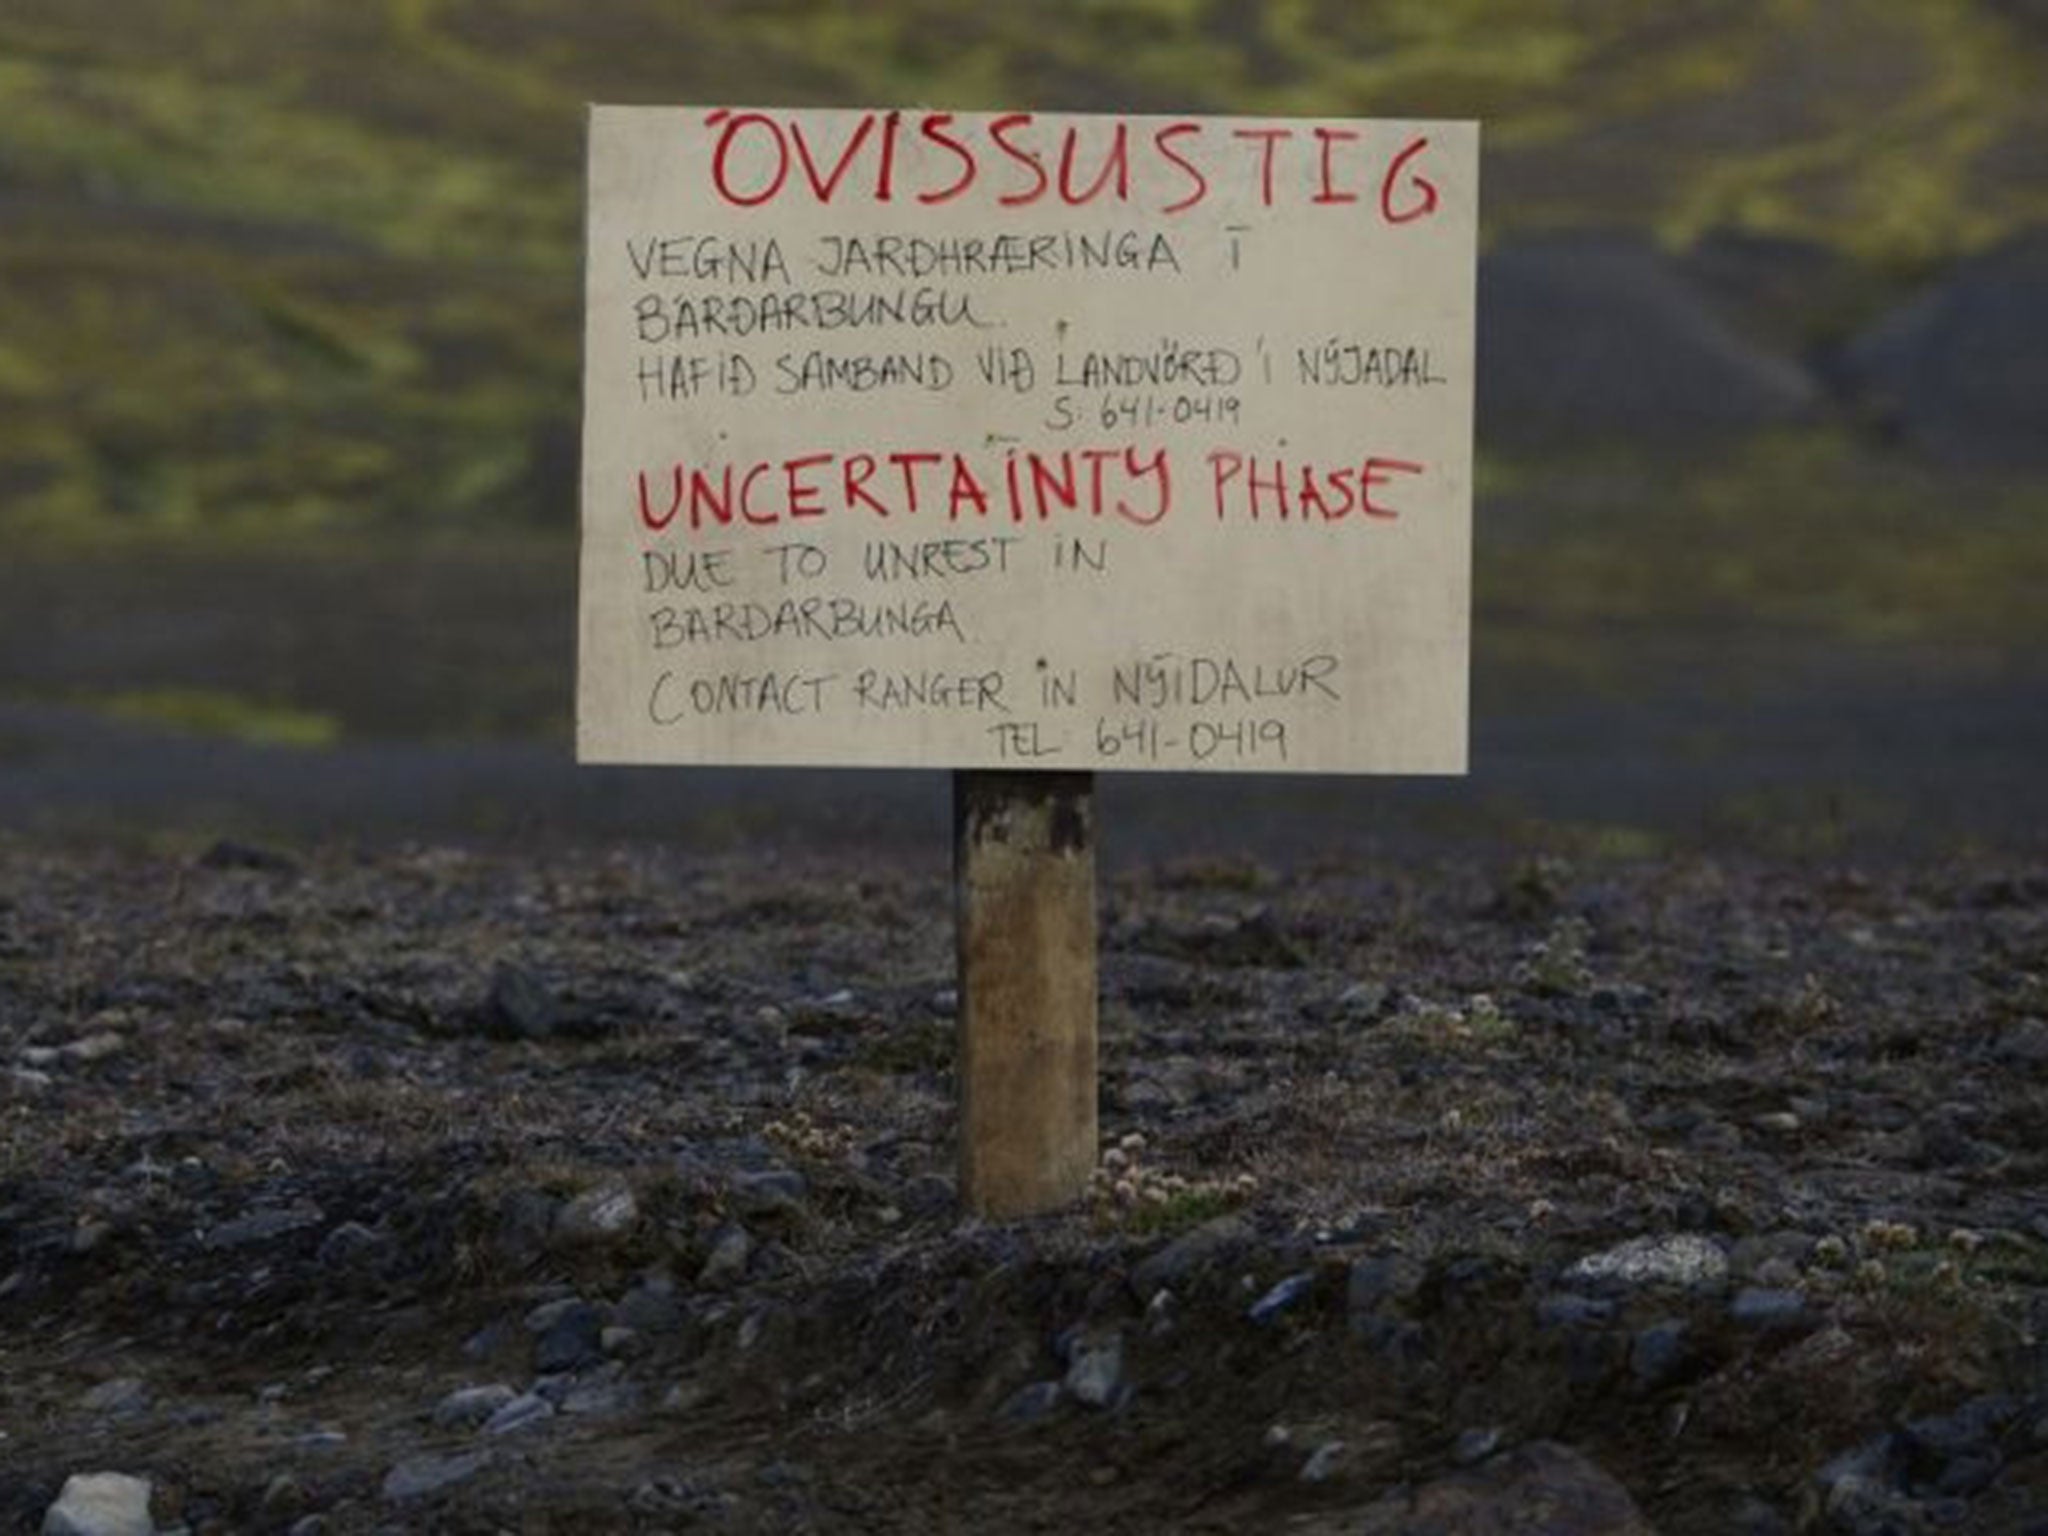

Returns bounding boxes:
[3,0,2046,537]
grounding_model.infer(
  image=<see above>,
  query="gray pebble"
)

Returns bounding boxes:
[1563,1233,1728,1293]
[430,1383,516,1431]
[532,1302,606,1374]
[77,1378,149,1416]
[697,1225,753,1289]
[552,1184,640,1248]
[383,1449,491,1501]
[1061,1327,1125,1408]
[1536,1293,1615,1330]
[1454,1426,1504,1464]
[1729,1287,1807,1329]
[316,1222,386,1268]
[40,1473,154,1536]
[997,1380,1063,1425]
[728,1168,807,1219]
[1248,1272,1315,1324]
[1300,1441,1349,1482]
[1630,1321,1691,1389]
[481,1392,554,1436]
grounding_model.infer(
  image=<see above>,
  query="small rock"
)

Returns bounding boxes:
[1062,1327,1125,1408]
[1994,1018,2048,1066]
[1338,980,1389,1019]
[260,1472,305,1516]
[8,1067,53,1095]
[602,1325,646,1359]
[201,1201,325,1251]
[1752,1112,1802,1136]
[697,1225,753,1289]
[1354,1313,1430,1366]
[285,1518,326,1536]
[727,1168,807,1219]
[492,1188,559,1271]
[560,1379,642,1418]
[481,1392,554,1436]
[661,1381,712,1416]
[1822,1470,1923,1535]
[316,1222,386,1268]
[1630,1321,1691,1390]
[1563,1233,1728,1294]
[1300,1441,1350,1482]
[58,1033,127,1067]
[1348,1253,1427,1320]
[552,1184,640,1248]
[77,1378,149,1416]
[1454,1426,1504,1464]
[1536,1293,1616,1330]
[531,1303,606,1374]
[1129,1215,1251,1301]
[1729,1288,1807,1330]
[482,962,561,1040]
[41,1472,154,1536]
[997,1380,1063,1425]
[383,1449,491,1501]
[431,1384,517,1430]
[1248,1272,1316,1324]
[523,1296,589,1334]
[614,1280,682,1334]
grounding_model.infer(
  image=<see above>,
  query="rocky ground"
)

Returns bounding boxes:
[4,835,2048,1533]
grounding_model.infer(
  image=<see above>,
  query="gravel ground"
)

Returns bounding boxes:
[5,836,2048,1532]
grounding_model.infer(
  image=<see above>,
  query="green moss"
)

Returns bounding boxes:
[0,0,2043,546]
[92,687,342,748]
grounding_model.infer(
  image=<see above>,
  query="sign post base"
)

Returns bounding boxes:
[954,769,1098,1219]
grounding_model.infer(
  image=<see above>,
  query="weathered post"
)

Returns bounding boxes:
[954,770,1098,1218]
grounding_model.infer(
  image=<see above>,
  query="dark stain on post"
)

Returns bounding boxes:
[956,770,1094,855]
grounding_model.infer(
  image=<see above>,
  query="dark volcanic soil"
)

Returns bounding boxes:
[4,837,2048,1533]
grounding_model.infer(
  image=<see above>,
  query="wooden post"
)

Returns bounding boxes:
[954,769,1098,1218]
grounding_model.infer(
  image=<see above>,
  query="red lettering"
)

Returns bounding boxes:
[989,113,1049,207]
[704,110,789,207]
[1380,136,1439,224]
[843,453,888,515]
[1247,456,1289,519]
[916,113,977,205]
[1208,450,1243,519]
[783,453,833,518]
[689,466,734,529]
[1117,447,1171,526]
[1154,121,1208,214]
[1079,448,1117,516]
[788,113,879,203]
[891,451,944,512]
[1232,127,1293,207]
[740,462,773,523]
[1057,122,1130,205]
[947,456,990,519]
[875,109,902,201]
[637,466,684,531]
[1297,463,1351,519]
[1313,126,1360,205]
[1360,456,1424,517]
[1030,454,1079,518]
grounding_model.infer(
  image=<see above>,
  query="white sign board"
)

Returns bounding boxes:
[578,107,1476,773]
